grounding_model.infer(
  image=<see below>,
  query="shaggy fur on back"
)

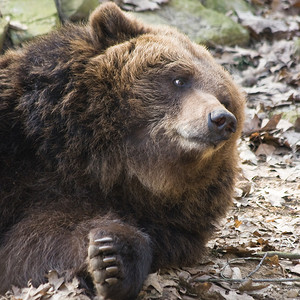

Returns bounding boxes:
[0,3,245,299]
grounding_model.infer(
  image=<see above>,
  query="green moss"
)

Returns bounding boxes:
[171,0,205,12]
[135,0,249,46]
[282,111,299,124]
[195,8,249,45]
[2,0,58,45]
[0,17,9,51]
[59,0,99,21]
[202,0,252,13]
[294,38,300,57]
[2,0,250,47]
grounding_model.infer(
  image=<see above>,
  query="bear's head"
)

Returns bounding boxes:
[80,3,245,196]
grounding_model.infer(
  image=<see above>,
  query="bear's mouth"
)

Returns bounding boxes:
[176,133,223,152]
[175,127,233,153]
[188,136,227,149]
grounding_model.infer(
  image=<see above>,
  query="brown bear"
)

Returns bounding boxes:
[0,2,245,299]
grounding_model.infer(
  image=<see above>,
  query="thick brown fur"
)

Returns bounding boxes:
[0,3,245,299]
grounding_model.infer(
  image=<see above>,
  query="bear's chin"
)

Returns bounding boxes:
[176,134,228,156]
[126,144,222,197]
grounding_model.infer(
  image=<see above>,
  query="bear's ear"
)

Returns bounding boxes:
[89,2,147,47]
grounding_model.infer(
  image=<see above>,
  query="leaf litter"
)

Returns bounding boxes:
[145,1,300,298]
[139,1,300,298]
[1,0,300,299]
[100,0,169,12]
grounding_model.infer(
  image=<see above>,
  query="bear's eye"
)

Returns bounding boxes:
[220,97,230,109]
[173,78,186,87]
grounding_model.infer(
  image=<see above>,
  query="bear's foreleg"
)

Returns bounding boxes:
[87,222,152,300]
[0,212,152,300]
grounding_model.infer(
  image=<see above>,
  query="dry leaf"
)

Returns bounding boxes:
[194,282,212,294]
[286,290,299,298]
[260,114,282,132]
[255,143,276,157]
[234,216,243,228]
[243,114,261,135]
[231,267,243,280]
[238,279,269,292]
[123,0,168,11]
[263,188,286,206]
[143,273,163,294]
[32,283,51,297]
[274,166,300,181]
[236,11,295,38]
[47,270,64,291]
[295,117,300,132]
[290,264,300,275]
[265,255,279,266]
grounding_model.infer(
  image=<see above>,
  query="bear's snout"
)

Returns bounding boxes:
[208,109,237,143]
[174,93,238,150]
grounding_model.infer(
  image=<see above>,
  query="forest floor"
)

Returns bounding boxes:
[138,2,300,299]
[1,1,300,300]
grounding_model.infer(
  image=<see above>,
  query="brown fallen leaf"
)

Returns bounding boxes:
[236,178,252,197]
[46,270,64,291]
[236,11,295,38]
[265,255,279,266]
[238,279,269,292]
[142,272,163,295]
[255,143,276,157]
[292,0,300,8]
[243,114,261,136]
[194,282,212,294]
[295,117,300,132]
[260,114,282,132]
[234,216,242,228]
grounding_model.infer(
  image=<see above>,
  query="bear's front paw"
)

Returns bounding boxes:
[88,236,122,299]
[88,225,152,300]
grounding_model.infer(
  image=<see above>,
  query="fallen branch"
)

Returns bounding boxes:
[216,248,300,260]
[254,251,300,259]
[220,254,267,280]
[246,252,267,278]
[194,252,300,285]
[193,277,300,283]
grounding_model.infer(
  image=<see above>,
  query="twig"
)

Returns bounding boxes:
[255,200,268,210]
[216,248,300,260]
[198,252,300,285]
[220,256,266,279]
[254,251,300,259]
[245,252,267,278]
[193,277,300,283]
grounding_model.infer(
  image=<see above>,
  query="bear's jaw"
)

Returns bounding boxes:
[125,156,232,199]
[176,132,226,154]
[124,138,231,198]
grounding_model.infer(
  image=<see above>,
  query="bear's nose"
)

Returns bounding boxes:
[208,109,237,142]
